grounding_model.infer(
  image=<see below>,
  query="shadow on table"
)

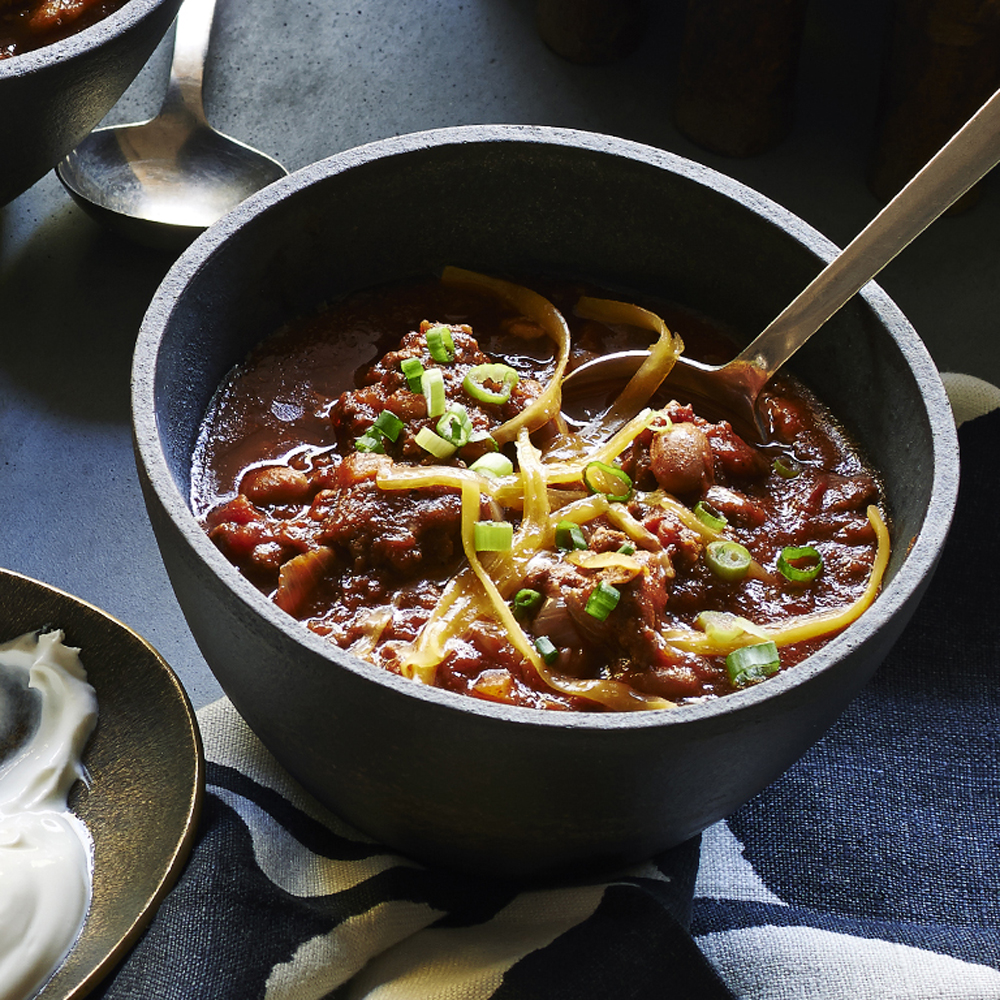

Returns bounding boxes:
[0,203,178,425]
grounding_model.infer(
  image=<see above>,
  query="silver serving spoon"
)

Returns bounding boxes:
[564,85,1000,436]
[57,0,287,251]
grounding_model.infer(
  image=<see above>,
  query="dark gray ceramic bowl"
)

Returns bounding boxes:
[0,0,182,206]
[132,125,960,878]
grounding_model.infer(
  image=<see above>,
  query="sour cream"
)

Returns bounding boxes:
[0,630,98,1000]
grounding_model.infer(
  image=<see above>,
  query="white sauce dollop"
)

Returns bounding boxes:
[0,630,98,1000]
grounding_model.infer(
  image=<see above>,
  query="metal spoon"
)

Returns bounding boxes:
[564,85,1000,435]
[56,0,287,251]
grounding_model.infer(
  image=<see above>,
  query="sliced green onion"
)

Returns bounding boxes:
[474,519,514,551]
[585,580,621,621]
[726,641,780,687]
[425,325,456,363]
[555,519,587,551]
[777,545,823,583]
[694,500,727,531]
[583,461,633,502]
[355,429,385,454]
[401,357,425,392]
[469,452,514,478]
[421,367,446,418]
[372,409,404,443]
[513,588,544,618]
[463,363,519,405]
[436,404,473,448]
[773,455,803,479]
[617,541,636,555]
[534,635,559,665]
[414,425,456,459]
[705,540,752,582]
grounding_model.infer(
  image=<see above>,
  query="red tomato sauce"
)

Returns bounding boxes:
[192,276,887,711]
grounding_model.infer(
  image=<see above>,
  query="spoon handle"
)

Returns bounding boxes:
[160,0,218,123]
[737,83,1000,379]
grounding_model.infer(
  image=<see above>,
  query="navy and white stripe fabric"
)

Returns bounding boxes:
[94,381,999,1000]
[96,698,728,1000]
[692,386,1000,1000]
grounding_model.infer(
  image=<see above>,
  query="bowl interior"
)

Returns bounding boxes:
[151,127,950,597]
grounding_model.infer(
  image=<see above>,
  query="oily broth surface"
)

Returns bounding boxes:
[191,278,741,513]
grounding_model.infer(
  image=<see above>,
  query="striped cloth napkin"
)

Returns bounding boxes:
[93,375,1000,1000]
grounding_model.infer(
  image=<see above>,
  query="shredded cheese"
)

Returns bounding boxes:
[574,296,684,437]
[368,274,889,712]
[441,267,571,445]
[661,505,890,655]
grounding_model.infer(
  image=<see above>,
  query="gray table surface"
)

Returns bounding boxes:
[1,0,997,711]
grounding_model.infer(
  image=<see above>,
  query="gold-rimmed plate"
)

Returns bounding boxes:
[0,568,204,1000]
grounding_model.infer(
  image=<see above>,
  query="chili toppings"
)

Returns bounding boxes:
[193,271,890,712]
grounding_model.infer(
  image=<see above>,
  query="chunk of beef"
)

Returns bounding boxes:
[704,421,771,481]
[588,526,631,553]
[239,464,313,505]
[521,543,681,676]
[315,452,465,577]
[206,494,316,585]
[629,500,704,570]
[703,485,766,528]
[808,472,879,513]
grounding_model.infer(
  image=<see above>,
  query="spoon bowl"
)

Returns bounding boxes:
[59,114,288,248]
[563,350,752,431]
[57,0,286,251]
[564,83,1000,435]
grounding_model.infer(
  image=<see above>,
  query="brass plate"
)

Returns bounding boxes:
[0,568,204,1000]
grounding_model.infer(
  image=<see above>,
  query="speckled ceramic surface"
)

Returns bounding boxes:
[0,568,203,999]
[132,125,959,876]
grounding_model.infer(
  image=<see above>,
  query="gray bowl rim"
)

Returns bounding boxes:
[0,0,174,78]
[133,122,961,735]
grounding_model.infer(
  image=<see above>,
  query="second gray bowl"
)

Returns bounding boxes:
[0,0,182,205]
